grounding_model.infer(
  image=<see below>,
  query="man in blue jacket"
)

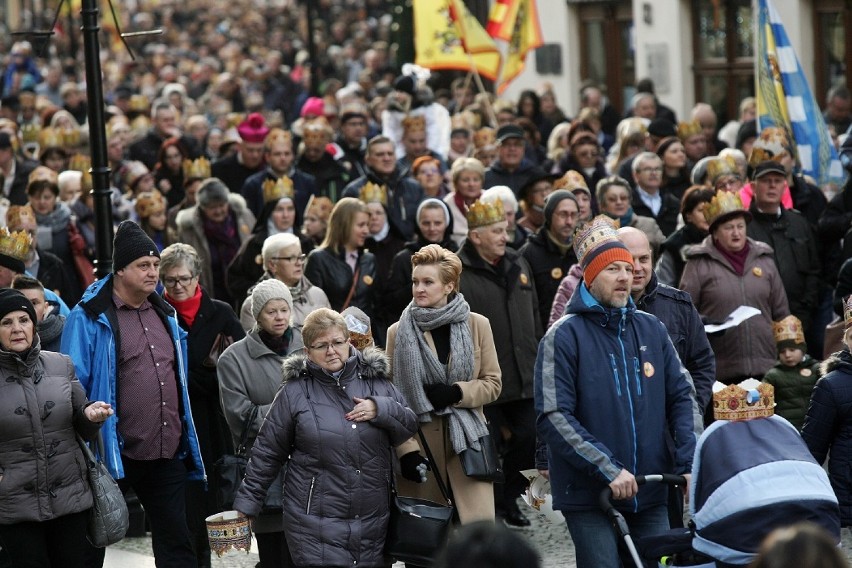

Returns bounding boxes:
[535,216,697,568]
[61,221,204,568]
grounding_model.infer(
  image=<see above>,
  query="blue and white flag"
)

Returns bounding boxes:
[755,0,844,188]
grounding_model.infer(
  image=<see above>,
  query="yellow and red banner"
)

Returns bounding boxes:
[492,0,544,94]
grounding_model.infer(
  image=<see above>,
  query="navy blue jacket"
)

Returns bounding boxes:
[535,283,697,512]
[240,167,317,220]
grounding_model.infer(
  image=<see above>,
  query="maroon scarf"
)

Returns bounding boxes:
[714,239,750,276]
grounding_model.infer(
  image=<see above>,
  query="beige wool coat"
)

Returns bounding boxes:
[386,311,502,524]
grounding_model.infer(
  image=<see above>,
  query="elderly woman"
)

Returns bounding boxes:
[159,243,245,567]
[304,197,376,317]
[656,186,715,287]
[596,175,665,255]
[233,308,418,568]
[680,193,790,383]
[387,245,501,527]
[239,233,330,332]
[444,157,485,246]
[227,184,315,309]
[0,289,112,568]
[175,177,255,306]
[219,279,304,568]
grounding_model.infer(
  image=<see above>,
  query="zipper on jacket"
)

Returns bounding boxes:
[609,354,622,396]
[634,358,642,396]
[306,476,316,514]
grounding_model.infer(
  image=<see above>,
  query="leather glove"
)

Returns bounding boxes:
[424,383,462,410]
[399,451,430,483]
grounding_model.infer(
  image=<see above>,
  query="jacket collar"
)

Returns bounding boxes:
[81,274,175,321]
[567,280,635,331]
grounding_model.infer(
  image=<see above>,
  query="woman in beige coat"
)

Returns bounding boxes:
[386,244,501,527]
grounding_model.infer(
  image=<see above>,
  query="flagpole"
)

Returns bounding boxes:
[465,52,498,126]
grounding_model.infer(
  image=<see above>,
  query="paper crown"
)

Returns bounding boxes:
[262,176,294,203]
[706,155,739,185]
[713,381,774,421]
[128,94,150,113]
[305,195,333,221]
[572,215,621,266]
[135,189,167,219]
[67,153,91,173]
[80,169,93,192]
[677,120,703,140]
[704,191,747,227]
[303,118,332,147]
[20,123,40,144]
[844,295,852,330]
[27,165,58,185]
[616,117,648,140]
[451,110,480,132]
[130,115,152,135]
[748,126,791,167]
[773,315,805,345]
[554,170,590,193]
[466,197,504,229]
[6,205,36,232]
[265,128,292,147]
[59,127,81,148]
[473,127,496,149]
[182,157,211,181]
[0,228,33,261]
[38,127,63,149]
[359,181,387,206]
[402,115,426,135]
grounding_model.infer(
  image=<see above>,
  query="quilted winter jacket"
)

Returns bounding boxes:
[0,346,101,524]
[233,348,417,567]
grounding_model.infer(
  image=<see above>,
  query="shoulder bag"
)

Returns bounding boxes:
[203,332,235,368]
[78,433,130,547]
[386,429,455,565]
[459,428,504,483]
[212,405,283,513]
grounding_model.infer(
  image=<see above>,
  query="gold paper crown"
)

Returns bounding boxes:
[38,127,63,149]
[20,123,40,144]
[28,165,58,185]
[60,127,81,148]
[262,176,295,203]
[6,205,36,232]
[773,315,805,345]
[706,155,739,185]
[135,189,167,219]
[713,382,774,421]
[473,127,495,149]
[748,126,791,168]
[554,170,589,192]
[677,120,703,140]
[128,94,150,113]
[359,181,387,206]
[0,228,33,261]
[402,115,426,135]
[704,191,747,227]
[182,157,211,180]
[265,128,292,147]
[305,195,333,220]
[466,197,504,229]
[302,118,331,148]
[451,110,480,132]
[572,215,621,266]
[68,153,91,173]
[80,169,93,193]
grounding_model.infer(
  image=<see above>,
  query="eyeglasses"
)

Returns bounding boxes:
[271,254,306,264]
[417,168,440,176]
[309,339,349,352]
[163,275,195,287]
[638,167,663,174]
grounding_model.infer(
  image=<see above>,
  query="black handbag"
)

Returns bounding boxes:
[386,429,455,566]
[459,432,504,482]
[212,405,283,513]
[203,332,234,368]
[77,433,130,547]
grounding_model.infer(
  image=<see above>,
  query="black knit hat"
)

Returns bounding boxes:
[0,288,37,325]
[112,220,159,272]
[0,253,25,275]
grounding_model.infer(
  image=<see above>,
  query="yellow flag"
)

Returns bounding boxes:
[497,0,544,94]
[414,0,502,82]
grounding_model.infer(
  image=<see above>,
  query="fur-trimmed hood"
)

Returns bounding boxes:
[821,348,852,376]
[281,345,390,383]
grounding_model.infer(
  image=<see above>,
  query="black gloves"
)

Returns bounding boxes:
[424,383,462,410]
[400,451,430,483]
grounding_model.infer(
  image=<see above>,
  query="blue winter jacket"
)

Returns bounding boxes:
[59,275,205,481]
[535,282,697,512]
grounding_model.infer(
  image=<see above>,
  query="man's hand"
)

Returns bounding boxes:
[681,473,691,505]
[537,469,549,480]
[608,469,638,500]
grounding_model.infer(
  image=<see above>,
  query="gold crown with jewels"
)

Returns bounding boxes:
[466,197,504,229]
[572,215,620,266]
[773,315,805,345]
[359,181,387,206]
[262,176,294,203]
[0,228,33,261]
[677,119,702,140]
[554,170,589,192]
[713,381,774,421]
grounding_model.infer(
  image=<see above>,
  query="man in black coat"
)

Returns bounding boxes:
[631,152,681,237]
[128,101,199,170]
[0,132,37,205]
[483,124,539,196]
[296,119,351,203]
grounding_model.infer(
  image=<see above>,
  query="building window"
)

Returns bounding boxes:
[692,0,754,125]
[814,0,850,106]
[577,2,635,116]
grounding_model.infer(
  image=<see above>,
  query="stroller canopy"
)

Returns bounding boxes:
[690,415,840,566]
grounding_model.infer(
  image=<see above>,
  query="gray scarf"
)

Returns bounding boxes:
[393,292,488,454]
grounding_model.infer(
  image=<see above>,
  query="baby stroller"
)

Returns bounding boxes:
[601,415,840,567]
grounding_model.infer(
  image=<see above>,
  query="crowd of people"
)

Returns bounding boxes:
[3,1,852,566]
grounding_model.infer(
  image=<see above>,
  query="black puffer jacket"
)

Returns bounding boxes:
[802,349,852,525]
[519,229,578,330]
[233,348,417,567]
[304,247,377,318]
[342,169,425,241]
[0,345,100,524]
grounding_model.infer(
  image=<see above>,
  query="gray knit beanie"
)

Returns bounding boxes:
[543,190,579,229]
[251,279,293,320]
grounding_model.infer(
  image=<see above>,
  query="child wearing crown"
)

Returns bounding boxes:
[802,296,852,526]
[761,315,820,431]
